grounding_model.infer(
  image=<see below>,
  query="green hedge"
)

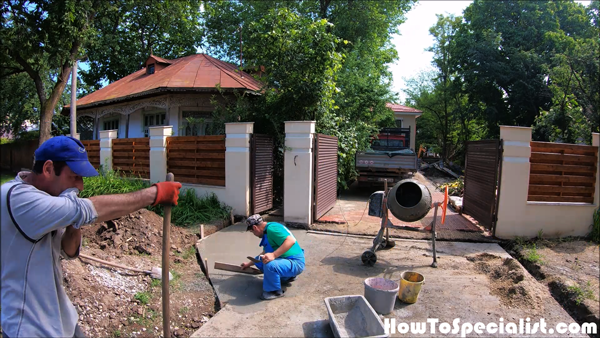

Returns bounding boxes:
[80,169,231,227]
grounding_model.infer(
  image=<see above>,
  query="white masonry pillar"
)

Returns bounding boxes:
[225,122,254,217]
[149,126,172,183]
[99,130,117,172]
[284,121,316,226]
[66,133,80,140]
[495,126,532,239]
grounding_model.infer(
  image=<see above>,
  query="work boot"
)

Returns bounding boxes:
[281,276,297,286]
[260,290,284,300]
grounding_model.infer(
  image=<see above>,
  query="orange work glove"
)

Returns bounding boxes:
[152,181,182,206]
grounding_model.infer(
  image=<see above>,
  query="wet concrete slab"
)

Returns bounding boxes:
[192,224,585,337]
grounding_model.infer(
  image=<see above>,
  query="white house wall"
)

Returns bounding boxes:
[394,113,419,151]
[79,93,236,139]
[128,110,144,138]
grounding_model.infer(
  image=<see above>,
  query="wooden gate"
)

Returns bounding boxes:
[250,134,274,214]
[463,140,503,232]
[313,134,338,221]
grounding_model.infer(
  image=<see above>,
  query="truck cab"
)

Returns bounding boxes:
[356,127,418,186]
[355,104,422,187]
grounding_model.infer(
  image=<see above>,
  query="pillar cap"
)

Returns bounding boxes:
[225,122,254,134]
[149,125,173,137]
[99,130,118,139]
[285,121,316,134]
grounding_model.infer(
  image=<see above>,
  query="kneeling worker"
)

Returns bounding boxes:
[241,215,305,300]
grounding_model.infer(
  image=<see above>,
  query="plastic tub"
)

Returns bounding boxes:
[363,277,399,315]
[324,295,388,338]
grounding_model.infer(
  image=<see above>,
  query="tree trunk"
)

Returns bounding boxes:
[38,65,73,146]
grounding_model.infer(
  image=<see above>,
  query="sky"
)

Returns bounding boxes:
[389,0,592,104]
[389,1,471,103]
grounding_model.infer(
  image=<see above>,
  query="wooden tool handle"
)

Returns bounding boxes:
[162,172,174,338]
[79,253,147,273]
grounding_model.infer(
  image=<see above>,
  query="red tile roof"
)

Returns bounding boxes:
[386,103,422,114]
[66,54,262,111]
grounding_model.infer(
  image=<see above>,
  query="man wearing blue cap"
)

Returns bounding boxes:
[1,136,182,338]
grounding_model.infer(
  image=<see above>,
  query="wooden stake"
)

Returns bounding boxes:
[200,224,205,240]
[162,173,174,338]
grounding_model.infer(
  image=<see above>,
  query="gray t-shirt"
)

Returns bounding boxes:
[1,173,98,337]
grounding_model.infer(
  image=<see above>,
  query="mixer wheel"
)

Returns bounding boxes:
[361,250,377,266]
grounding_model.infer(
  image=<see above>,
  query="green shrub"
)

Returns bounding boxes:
[523,243,544,265]
[149,189,231,227]
[81,169,231,226]
[567,281,597,305]
[80,169,149,197]
[134,291,151,305]
[591,208,600,244]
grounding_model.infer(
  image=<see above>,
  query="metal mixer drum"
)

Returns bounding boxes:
[387,179,432,222]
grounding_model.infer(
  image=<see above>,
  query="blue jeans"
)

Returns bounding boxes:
[254,235,305,292]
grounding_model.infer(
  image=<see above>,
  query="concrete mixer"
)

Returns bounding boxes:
[361,179,448,268]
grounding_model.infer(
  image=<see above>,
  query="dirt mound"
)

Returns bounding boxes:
[62,209,217,338]
[468,254,546,312]
[83,209,192,257]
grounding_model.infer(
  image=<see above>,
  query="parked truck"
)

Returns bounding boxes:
[355,127,419,187]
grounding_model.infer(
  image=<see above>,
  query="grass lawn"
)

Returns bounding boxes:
[1,172,15,185]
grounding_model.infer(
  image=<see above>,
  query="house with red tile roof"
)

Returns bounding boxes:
[385,102,422,151]
[62,54,263,140]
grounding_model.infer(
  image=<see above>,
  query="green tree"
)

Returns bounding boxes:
[82,0,203,89]
[453,0,595,138]
[406,14,484,163]
[1,0,102,145]
[0,73,39,137]
[0,71,83,140]
[201,0,415,187]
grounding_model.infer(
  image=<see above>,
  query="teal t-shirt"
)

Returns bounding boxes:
[265,222,303,258]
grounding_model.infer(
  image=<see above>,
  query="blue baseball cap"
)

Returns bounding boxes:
[34,136,99,177]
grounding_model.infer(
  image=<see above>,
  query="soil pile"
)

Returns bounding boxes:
[468,253,546,313]
[62,209,217,338]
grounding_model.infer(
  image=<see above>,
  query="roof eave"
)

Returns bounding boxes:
[62,87,261,116]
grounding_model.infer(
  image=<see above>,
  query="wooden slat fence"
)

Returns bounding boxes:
[81,140,100,169]
[112,138,150,178]
[528,141,598,203]
[166,135,226,186]
[0,140,38,172]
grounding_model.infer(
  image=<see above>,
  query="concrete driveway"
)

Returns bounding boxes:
[312,173,495,242]
[192,224,585,337]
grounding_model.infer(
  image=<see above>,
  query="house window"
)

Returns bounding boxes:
[143,112,166,137]
[147,64,155,75]
[181,111,214,136]
[103,118,119,131]
[395,119,403,128]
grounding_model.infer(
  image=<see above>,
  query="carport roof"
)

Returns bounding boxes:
[63,54,262,113]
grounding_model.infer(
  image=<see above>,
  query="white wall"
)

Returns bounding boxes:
[394,113,418,151]
[495,126,599,239]
[128,110,144,138]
